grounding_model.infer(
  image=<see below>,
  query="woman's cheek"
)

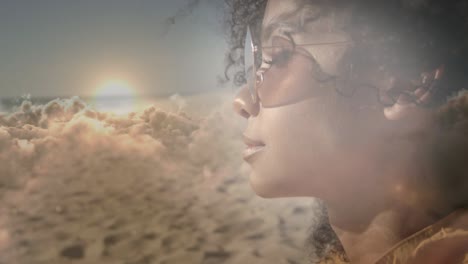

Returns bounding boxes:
[250,98,340,197]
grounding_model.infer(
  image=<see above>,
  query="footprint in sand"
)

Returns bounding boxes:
[60,244,85,259]
[203,249,232,263]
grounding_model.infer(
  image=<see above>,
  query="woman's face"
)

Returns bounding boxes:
[233,0,397,200]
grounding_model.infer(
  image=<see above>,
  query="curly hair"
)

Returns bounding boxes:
[222,0,268,86]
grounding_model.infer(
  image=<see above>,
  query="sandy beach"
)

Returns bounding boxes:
[0,93,329,264]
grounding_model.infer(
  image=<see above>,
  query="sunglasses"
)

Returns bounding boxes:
[244,26,351,107]
[244,26,445,108]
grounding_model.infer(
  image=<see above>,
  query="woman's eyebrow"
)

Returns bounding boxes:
[262,23,279,41]
[262,24,351,48]
[261,10,322,42]
[261,22,295,42]
[261,14,352,49]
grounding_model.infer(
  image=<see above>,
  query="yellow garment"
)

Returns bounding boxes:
[375,208,468,264]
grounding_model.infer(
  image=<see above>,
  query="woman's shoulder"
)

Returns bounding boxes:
[376,208,468,264]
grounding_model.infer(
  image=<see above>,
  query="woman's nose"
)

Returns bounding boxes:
[233,84,259,118]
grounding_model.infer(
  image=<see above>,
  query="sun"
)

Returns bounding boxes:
[95,79,134,98]
[93,79,138,114]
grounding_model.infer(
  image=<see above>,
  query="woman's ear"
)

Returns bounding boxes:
[384,95,418,121]
[384,66,444,121]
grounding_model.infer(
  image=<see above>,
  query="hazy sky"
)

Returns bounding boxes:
[0,0,227,98]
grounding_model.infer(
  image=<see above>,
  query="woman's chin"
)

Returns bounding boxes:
[248,170,304,198]
[248,170,284,198]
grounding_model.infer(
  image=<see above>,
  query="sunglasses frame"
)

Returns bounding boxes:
[244,26,445,108]
[244,26,352,104]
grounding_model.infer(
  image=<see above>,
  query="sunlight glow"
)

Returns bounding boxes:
[93,79,138,114]
[95,79,134,98]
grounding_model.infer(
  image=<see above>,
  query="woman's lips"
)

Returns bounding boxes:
[242,134,266,163]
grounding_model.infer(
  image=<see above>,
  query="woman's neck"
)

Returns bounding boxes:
[323,124,454,263]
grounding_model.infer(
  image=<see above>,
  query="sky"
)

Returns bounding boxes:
[0,0,227,98]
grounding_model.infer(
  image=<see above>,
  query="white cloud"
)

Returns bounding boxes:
[0,94,330,264]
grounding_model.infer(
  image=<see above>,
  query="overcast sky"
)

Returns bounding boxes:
[0,0,227,98]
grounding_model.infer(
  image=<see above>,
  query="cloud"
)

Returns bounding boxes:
[0,93,247,195]
[0,96,200,189]
[169,94,188,112]
[0,94,331,264]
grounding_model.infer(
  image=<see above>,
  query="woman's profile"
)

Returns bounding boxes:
[228,0,468,263]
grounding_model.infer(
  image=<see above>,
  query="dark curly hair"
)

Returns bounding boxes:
[222,0,268,86]
[223,0,468,263]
